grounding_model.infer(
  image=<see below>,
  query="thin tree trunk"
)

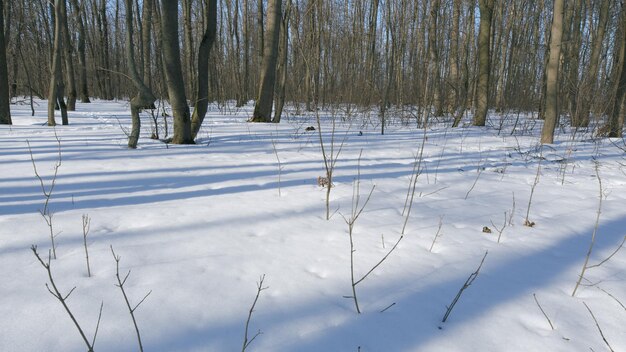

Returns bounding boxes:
[47,0,65,126]
[608,7,626,138]
[61,0,77,111]
[574,0,609,127]
[161,0,193,143]
[251,0,282,122]
[69,0,90,103]
[0,0,10,124]
[141,0,153,90]
[474,0,494,126]
[191,0,218,139]
[541,0,565,144]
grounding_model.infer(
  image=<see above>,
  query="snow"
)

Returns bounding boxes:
[1,100,625,352]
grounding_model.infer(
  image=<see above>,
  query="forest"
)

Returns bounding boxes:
[1,1,626,352]
[1,0,625,141]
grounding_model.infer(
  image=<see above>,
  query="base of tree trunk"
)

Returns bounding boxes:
[249,115,271,123]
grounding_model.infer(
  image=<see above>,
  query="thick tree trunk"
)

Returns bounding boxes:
[161,0,193,143]
[251,0,282,122]
[541,0,565,144]
[191,0,218,139]
[0,0,10,125]
[273,1,290,123]
[473,0,494,126]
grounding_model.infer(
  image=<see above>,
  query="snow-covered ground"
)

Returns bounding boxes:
[1,100,625,352]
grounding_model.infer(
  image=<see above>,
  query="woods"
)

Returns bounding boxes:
[1,0,626,141]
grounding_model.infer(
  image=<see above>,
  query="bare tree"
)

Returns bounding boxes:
[0,0,10,125]
[473,0,494,126]
[123,0,156,149]
[191,0,218,139]
[161,0,193,143]
[541,0,565,144]
[251,0,282,122]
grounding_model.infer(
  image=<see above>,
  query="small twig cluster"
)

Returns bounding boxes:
[31,245,103,352]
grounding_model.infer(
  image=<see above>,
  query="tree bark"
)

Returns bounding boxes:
[541,0,565,144]
[0,0,10,125]
[273,0,291,123]
[69,0,90,103]
[251,0,282,122]
[191,0,218,139]
[161,0,193,143]
[574,0,609,128]
[608,7,626,138]
[473,0,494,126]
[124,0,156,148]
[61,0,77,111]
[47,0,66,126]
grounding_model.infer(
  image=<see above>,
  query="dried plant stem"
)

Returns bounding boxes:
[402,128,428,234]
[429,215,444,252]
[572,162,605,297]
[31,245,102,352]
[583,302,615,352]
[271,138,283,197]
[111,246,151,352]
[82,214,92,277]
[242,274,267,352]
[464,164,483,200]
[524,150,542,227]
[442,251,488,323]
[317,112,347,220]
[27,132,62,259]
[532,293,554,330]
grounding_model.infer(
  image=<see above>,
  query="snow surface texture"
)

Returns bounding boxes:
[1,100,625,352]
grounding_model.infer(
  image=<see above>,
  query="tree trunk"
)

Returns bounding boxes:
[541,0,565,144]
[191,0,218,139]
[69,0,90,103]
[574,0,609,128]
[0,0,10,125]
[273,0,291,123]
[473,0,494,126]
[161,0,193,143]
[141,0,153,90]
[251,0,282,122]
[61,0,77,111]
[47,0,66,126]
[124,0,156,148]
[608,7,626,138]
[448,0,461,115]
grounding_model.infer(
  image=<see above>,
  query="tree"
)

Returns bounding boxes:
[191,0,218,139]
[69,0,91,103]
[124,0,156,148]
[161,0,193,143]
[251,0,282,122]
[541,0,564,144]
[0,0,10,125]
[47,0,68,126]
[473,0,494,126]
[608,6,626,138]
